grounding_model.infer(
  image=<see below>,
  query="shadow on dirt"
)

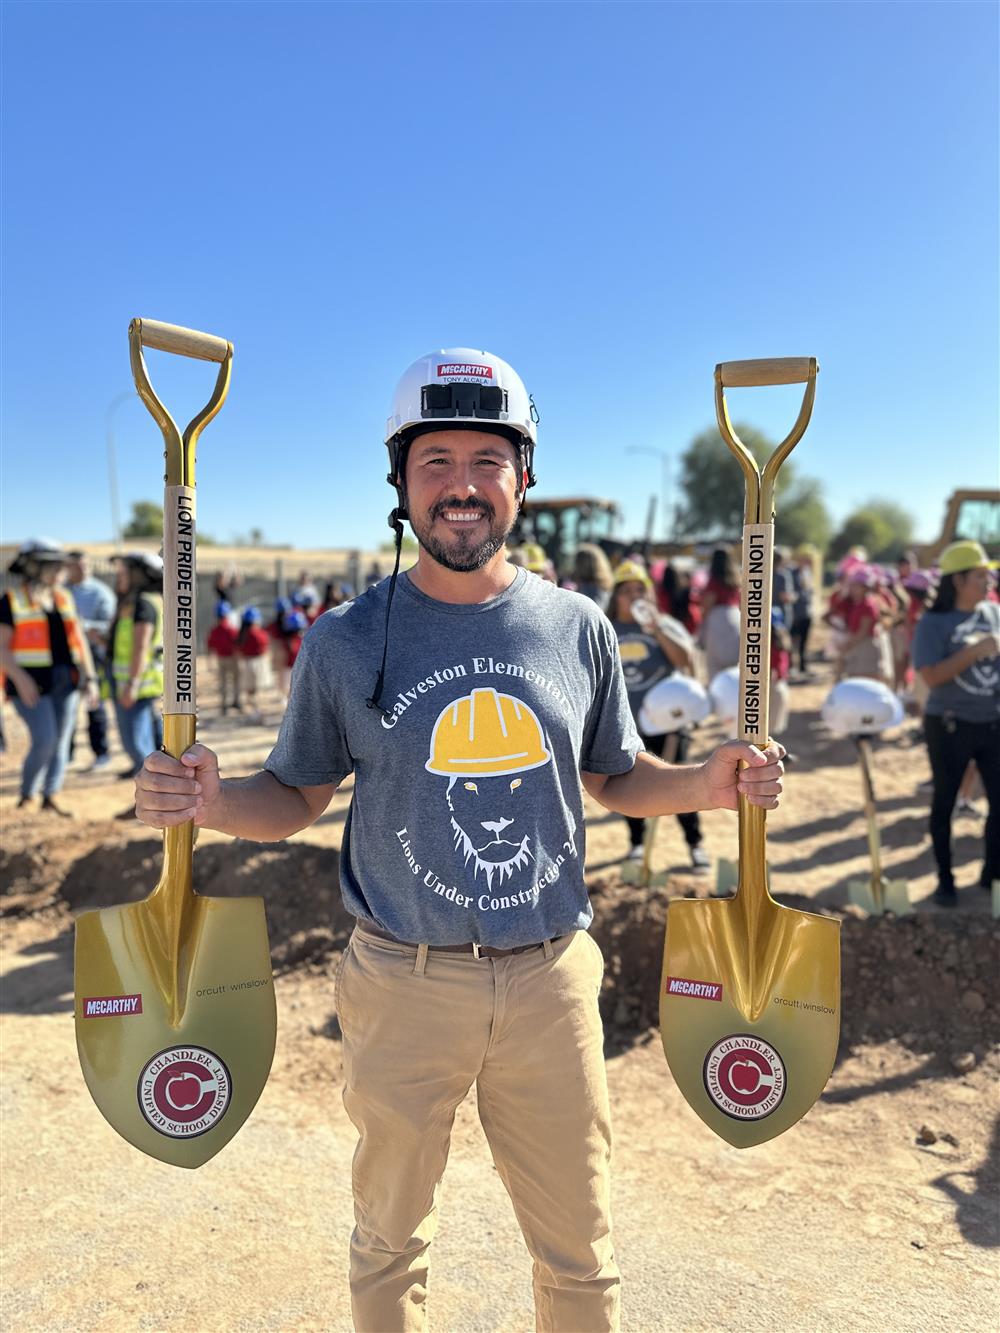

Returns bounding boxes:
[931,1113,1000,1249]
[771,823,983,896]
[766,792,927,845]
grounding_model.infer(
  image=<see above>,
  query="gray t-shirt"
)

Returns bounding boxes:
[911,601,1000,722]
[265,568,642,946]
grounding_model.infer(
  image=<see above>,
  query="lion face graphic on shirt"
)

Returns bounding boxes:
[446,772,534,889]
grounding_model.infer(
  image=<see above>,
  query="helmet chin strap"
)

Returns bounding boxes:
[366,493,406,720]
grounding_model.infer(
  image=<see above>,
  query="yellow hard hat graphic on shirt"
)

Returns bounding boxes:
[618,640,651,665]
[426,688,552,777]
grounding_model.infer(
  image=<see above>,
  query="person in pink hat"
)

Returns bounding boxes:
[824,564,891,682]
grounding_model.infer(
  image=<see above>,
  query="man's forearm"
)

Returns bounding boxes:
[202,770,316,842]
[589,750,709,817]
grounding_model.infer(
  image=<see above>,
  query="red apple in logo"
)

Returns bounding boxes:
[165,1074,206,1110]
[728,1059,761,1094]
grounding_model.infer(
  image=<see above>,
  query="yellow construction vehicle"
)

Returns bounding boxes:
[913,489,1000,566]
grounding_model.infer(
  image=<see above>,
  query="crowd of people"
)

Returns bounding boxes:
[0,541,165,815]
[506,535,999,902]
[2,533,996,905]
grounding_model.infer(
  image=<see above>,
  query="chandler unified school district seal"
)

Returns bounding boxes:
[703,1034,786,1120]
[137,1045,232,1138]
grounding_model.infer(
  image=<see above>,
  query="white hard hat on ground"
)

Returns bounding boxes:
[708,666,741,723]
[821,678,904,737]
[639,675,712,735]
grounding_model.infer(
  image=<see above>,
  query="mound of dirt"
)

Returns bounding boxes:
[4,825,996,1065]
[586,876,999,1057]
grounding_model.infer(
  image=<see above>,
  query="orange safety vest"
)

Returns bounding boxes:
[7,585,87,672]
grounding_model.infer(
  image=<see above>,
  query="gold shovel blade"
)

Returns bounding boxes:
[75,893,276,1168]
[660,891,840,1148]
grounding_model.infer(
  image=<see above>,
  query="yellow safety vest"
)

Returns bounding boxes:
[112,593,164,700]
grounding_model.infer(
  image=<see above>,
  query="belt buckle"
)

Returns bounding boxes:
[471,941,481,960]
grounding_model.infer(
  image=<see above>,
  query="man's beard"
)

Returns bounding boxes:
[409,497,516,573]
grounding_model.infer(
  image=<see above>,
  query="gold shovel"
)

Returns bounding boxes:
[74,319,276,1168]
[847,736,912,915]
[660,358,841,1148]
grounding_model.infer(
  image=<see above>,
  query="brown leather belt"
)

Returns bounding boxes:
[357,920,559,960]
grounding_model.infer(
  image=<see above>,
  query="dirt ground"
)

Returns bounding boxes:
[1,660,998,1332]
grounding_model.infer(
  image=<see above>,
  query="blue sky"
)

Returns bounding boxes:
[2,1,997,551]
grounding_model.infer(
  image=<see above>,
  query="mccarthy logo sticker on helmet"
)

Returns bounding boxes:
[437,363,494,380]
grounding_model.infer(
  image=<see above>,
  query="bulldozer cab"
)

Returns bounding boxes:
[914,489,1000,566]
[511,497,621,571]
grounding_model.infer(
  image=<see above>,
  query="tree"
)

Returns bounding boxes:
[775,477,833,552]
[123,500,163,539]
[380,534,418,555]
[675,424,797,539]
[830,500,916,562]
[122,499,216,544]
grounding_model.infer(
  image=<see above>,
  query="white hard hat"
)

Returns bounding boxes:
[7,538,66,575]
[19,538,65,559]
[822,678,904,737]
[115,551,164,579]
[638,675,712,734]
[384,348,537,498]
[708,666,741,723]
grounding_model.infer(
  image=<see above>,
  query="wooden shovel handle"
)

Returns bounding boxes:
[133,318,231,363]
[717,358,817,388]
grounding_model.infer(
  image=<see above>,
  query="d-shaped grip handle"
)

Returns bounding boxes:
[133,318,231,363]
[717,357,817,388]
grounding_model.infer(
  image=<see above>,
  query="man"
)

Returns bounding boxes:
[66,550,116,770]
[135,349,785,1333]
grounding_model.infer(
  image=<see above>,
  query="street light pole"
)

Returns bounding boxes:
[626,445,672,544]
[106,391,133,550]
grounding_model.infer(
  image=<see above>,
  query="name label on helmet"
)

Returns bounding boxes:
[438,363,493,381]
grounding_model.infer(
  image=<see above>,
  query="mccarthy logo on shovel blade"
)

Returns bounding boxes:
[83,994,143,1017]
[666,976,723,1001]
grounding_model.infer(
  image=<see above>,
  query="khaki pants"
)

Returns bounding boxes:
[336,925,620,1333]
[216,655,240,709]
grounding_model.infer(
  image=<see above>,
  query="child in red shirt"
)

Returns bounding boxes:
[770,609,792,744]
[207,600,240,716]
[277,609,308,702]
[238,607,272,723]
